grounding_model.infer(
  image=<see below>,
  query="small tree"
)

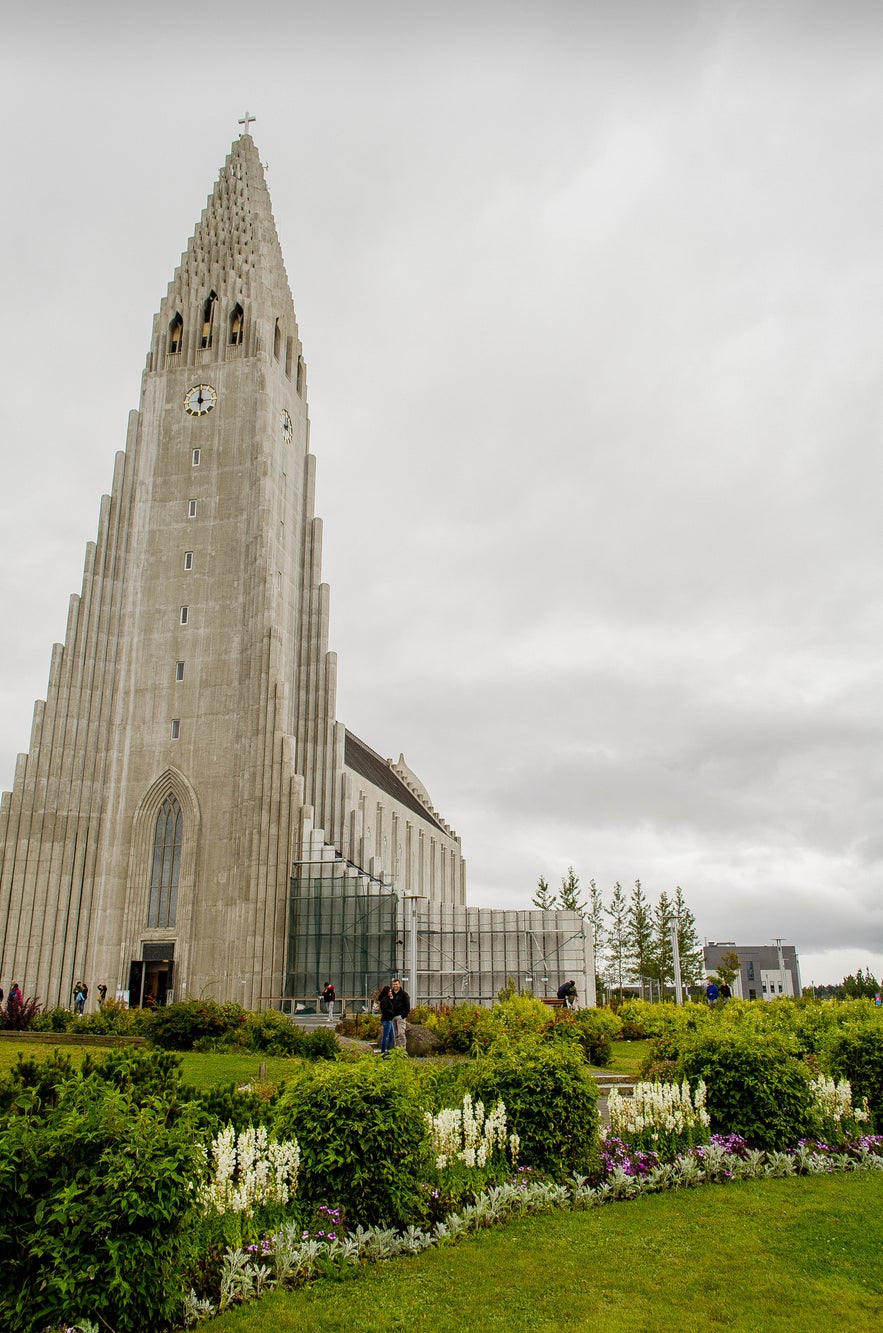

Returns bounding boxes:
[587,879,607,1003]
[647,890,675,997]
[558,866,586,915]
[673,886,705,991]
[606,881,629,1002]
[532,875,557,911]
[626,880,654,1000]
[714,949,741,989]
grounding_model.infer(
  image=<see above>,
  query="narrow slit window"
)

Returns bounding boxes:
[296,355,305,396]
[169,313,183,354]
[183,551,193,571]
[147,795,182,929]
[201,291,217,349]
[192,448,201,466]
[273,319,282,360]
[175,661,185,681]
[229,303,243,345]
[285,336,293,378]
[188,499,197,518]
[180,606,189,625]
[170,719,180,740]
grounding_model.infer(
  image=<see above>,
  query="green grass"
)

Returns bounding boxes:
[0,1038,305,1088]
[607,1038,650,1075]
[203,1172,883,1332]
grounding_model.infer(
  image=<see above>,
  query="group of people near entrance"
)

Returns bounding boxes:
[0,981,22,1013]
[72,982,108,1014]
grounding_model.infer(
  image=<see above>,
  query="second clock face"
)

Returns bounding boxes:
[281,409,293,444]
[184,384,217,416]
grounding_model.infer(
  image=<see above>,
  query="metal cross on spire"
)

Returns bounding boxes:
[238,111,256,136]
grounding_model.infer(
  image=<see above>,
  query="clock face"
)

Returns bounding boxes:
[281,409,293,444]
[184,384,217,416]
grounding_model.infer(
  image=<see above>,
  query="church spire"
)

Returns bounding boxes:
[149,133,299,372]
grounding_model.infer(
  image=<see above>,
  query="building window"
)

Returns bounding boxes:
[175,661,184,681]
[180,606,188,625]
[296,354,305,396]
[285,336,293,378]
[201,291,217,350]
[747,961,755,981]
[183,551,193,571]
[170,719,181,739]
[188,500,197,518]
[169,313,183,354]
[192,448,201,466]
[147,795,181,928]
[273,319,282,360]
[229,303,243,346]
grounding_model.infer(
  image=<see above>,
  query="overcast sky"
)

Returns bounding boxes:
[1,2,881,987]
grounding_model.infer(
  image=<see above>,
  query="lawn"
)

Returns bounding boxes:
[203,1171,883,1333]
[0,1038,303,1088]
[607,1038,650,1075]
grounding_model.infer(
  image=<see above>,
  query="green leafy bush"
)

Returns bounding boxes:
[29,1005,76,1033]
[676,1032,815,1150]
[547,1006,621,1066]
[335,1011,381,1041]
[78,997,149,1037]
[824,1022,883,1129]
[272,1058,430,1227]
[0,1071,203,1332]
[467,1043,600,1178]
[146,998,245,1050]
[241,1008,308,1056]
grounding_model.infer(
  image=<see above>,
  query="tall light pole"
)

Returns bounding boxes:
[670,924,684,1005]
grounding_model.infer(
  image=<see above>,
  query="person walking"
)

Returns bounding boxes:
[378,984,396,1056]
[321,980,336,1023]
[390,978,410,1050]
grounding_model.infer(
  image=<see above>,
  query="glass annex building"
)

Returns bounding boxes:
[285,860,593,1012]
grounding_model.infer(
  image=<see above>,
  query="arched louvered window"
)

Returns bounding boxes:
[229,303,243,346]
[169,313,183,354]
[201,291,217,350]
[147,795,182,928]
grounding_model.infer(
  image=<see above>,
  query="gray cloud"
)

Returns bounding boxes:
[1,2,881,985]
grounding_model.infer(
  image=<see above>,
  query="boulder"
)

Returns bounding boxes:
[405,1021,443,1057]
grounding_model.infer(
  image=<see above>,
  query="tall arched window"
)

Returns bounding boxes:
[201,291,217,350]
[169,313,183,354]
[229,303,243,345]
[273,318,282,360]
[147,795,182,928]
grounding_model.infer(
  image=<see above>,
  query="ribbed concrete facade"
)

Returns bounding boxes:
[0,135,465,1009]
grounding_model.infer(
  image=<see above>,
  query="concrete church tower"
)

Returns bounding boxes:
[0,131,466,1010]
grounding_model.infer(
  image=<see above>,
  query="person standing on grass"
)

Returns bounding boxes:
[390,977,410,1049]
[378,984,396,1056]
[321,980,336,1023]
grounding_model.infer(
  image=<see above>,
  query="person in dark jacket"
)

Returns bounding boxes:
[321,981,336,1023]
[378,985,396,1056]
[557,979,577,1010]
[390,978,410,1049]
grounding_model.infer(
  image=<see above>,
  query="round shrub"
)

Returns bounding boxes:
[824,1021,883,1129]
[242,1008,307,1056]
[467,1043,600,1178]
[146,999,244,1050]
[676,1032,815,1150]
[272,1059,430,1227]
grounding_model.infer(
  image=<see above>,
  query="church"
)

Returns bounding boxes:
[0,130,592,1012]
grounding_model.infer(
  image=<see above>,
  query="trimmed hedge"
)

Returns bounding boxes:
[676,1033,815,1150]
